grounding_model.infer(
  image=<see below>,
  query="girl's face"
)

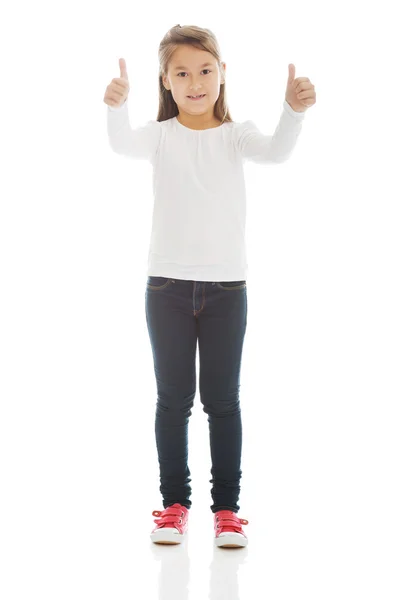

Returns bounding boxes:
[163,45,226,119]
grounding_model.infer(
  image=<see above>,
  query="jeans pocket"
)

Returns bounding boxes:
[146,276,173,290]
[216,281,246,290]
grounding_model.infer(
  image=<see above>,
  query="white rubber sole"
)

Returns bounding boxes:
[150,527,187,544]
[215,532,248,548]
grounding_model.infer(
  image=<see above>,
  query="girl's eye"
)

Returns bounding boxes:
[177,69,211,77]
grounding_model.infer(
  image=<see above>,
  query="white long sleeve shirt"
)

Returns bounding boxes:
[107,99,306,282]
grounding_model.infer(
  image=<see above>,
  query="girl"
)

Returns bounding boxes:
[104,24,316,548]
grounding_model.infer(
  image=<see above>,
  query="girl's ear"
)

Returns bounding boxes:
[221,62,226,83]
[162,75,170,90]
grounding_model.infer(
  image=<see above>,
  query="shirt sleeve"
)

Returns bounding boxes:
[107,101,161,162]
[234,100,306,164]
[108,100,127,112]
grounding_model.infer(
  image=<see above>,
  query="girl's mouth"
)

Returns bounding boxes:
[187,94,206,101]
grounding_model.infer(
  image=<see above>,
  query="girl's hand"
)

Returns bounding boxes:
[285,64,316,113]
[104,58,130,108]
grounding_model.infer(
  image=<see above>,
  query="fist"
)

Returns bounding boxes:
[103,58,130,108]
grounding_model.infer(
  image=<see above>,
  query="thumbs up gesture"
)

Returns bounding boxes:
[103,58,130,108]
[285,64,316,113]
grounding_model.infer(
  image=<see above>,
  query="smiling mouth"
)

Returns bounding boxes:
[187,94,206,99]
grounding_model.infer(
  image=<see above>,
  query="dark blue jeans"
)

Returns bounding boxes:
[145,276,247,514]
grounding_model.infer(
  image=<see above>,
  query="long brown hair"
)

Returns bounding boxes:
[157,24,233,125]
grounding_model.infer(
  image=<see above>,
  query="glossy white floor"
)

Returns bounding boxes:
[4,357,398,600]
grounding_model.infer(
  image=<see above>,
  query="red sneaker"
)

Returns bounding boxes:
[214,510,249,548]
[150,503,189,544]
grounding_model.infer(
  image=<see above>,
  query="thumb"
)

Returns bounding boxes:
[119,58,128,81]
[287,63,295,85]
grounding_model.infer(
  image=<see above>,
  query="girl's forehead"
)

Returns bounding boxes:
[169,60,216,73]
[172,46,213,63]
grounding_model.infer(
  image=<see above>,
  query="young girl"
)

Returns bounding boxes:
[104,24,316,548]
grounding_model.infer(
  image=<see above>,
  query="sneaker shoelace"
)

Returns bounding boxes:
[152,506,185,529]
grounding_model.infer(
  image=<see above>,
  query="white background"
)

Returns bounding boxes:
[1,1,399,598]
